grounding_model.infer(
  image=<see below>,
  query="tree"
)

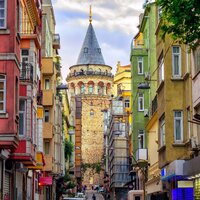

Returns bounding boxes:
[157,0,200,48]
[64,139,74,161]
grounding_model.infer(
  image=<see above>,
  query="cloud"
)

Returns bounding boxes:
[52,0,144,82]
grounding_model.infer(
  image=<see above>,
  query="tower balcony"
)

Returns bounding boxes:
[66,70,114,80]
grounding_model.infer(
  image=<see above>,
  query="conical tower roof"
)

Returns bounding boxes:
[76,22,105,65]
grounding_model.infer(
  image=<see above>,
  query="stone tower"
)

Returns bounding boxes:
[66,7,113,188]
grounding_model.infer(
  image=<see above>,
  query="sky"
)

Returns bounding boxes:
[52,0,144,82]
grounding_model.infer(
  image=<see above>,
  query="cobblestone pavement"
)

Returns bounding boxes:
[85,190,104,200]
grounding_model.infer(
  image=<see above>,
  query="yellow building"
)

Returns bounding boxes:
[113,62,132,153]
[41,0,63,199]
[156,10,192,199]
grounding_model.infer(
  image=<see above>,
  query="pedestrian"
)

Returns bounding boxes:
[92,194,96,200]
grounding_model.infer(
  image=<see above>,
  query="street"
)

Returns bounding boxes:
[85,191,104,200]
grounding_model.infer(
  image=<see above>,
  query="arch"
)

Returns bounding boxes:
[98,81,104,95]
[106,83,111,94]
[78,81,85,94]
[88,81,94,94]
[70,82,75,94]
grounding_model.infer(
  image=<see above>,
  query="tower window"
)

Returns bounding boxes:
[84,47,88,53]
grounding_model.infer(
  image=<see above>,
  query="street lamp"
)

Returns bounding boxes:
[137,83,150,89]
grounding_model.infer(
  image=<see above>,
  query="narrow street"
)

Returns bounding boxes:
[85,191,104,200]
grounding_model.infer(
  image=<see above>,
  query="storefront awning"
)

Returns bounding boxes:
[28,152,45,170]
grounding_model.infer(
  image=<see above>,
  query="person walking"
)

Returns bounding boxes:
[92,194,96,200]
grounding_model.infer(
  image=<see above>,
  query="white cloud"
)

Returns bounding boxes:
[52,0,144,82]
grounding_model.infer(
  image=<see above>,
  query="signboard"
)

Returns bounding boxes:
[178,181,193,188]
[39,177,52,186]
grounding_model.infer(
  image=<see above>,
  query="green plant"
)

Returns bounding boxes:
[157,0,200,48]
[64,139,74,161]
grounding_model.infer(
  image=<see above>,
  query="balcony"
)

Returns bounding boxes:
[42,90,54,106]
[20,63,33,82]
[43,122,53,139]
[41,57,54,75]
[136,148,148,167]
[44,155,53,171]
[53,34,60,49]
[10,140,36,166]
[66,70,114,80]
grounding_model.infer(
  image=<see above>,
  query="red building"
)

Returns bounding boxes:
[0,0,21,199]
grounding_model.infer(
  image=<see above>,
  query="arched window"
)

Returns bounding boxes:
[98,81,104,95]
[80,84,85,94]
[89,84,93,94]
[88,81,94,94]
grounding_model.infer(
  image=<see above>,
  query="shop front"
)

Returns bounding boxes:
[161,160,194,200]
[183,156,200,199]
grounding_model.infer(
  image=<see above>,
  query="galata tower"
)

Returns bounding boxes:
[66,6,113,188]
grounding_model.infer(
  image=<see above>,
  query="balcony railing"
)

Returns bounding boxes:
[67,71,114,79]
[20,63,33,82]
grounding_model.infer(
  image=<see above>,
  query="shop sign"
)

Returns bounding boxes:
[39,177,52,186]
[178,181,193,188]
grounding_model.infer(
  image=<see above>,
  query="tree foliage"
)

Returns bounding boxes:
[64,139,74,161]
[157,0,200,48]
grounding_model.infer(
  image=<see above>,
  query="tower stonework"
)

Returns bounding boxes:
[66,15,113,187]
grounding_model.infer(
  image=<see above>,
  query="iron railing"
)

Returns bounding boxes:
[20,62,33,82]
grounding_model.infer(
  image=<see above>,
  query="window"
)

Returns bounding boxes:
[187,108,191,140]
[158,52,164,83]
[21,49,29,63]
[84,47,88,53]
[160,116,165,146]
[90,109,94,117]
[158,6,162,22]
[88,84,93,94]
[174,111,183,142]
[0,0,6,28]
[97,48,101,53]
[45,79,50,90]
[138,130,145,148]
[44,109,50,122]
[80,84,85,94]
[44,140,50,154]
[19,99,26,136]
[98,86,103,95]
[138,93,144,111]
[172,46,181,77]
[194,45,200,74]
[137,57,143,74]
[0,74,6,113]
[124,99,130,108]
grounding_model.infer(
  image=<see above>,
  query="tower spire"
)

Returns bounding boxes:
[89,5,92,23]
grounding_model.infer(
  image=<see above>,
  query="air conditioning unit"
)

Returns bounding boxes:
[191,136,199,149]
[144,109,149,117]
[144,72,150,81]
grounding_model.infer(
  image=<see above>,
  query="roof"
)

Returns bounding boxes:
[76,23,105,65]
